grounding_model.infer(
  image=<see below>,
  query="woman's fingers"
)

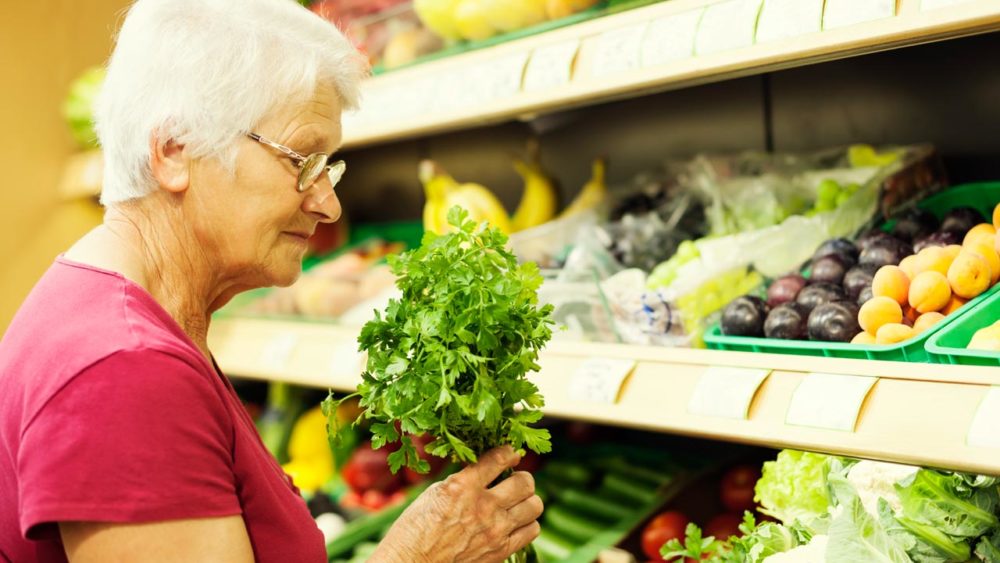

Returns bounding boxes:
[490,470,536,508]
[507,521,542,555]
[465,446,521,488]
[506,494,544,528]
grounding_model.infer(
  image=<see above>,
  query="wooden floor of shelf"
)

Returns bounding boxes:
[342,0,1000,149]
[210,316,1000,475]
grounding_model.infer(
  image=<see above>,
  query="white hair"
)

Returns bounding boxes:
[95,0,368,205]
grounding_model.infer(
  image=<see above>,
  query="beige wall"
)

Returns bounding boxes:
[0,0,131,331]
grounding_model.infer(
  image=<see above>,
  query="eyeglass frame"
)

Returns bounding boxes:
[247,132,346,193]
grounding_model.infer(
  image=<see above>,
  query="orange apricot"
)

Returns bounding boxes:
[914,246,952,276]
[899,254,919,280]
[875,323,916,344]
[872,265,910,306]
[942,294,969,315]
[943,244,963,262]
[964,223,997,248]
[995,202,1000,230]
[965,242,1000,285]
[908,270,952,313]
[948,250,991,299]
[852,331,876,345]
[913,312,945,333]
[858,296,903,335]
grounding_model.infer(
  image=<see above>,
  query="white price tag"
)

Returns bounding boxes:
[756,0,823,43]
[689,367,771,420]
[695,0,763,56]
[329,340,364,379]
[591,23,648,77]
[259,333,299,372]
[786,373,877,432]
[482,51,530,101]
[922,0,977,9]
[968,387,1000,449]
[568,358,637,404]
[823,0,895,29]
[523,40,580,92]
[641,9,703,67]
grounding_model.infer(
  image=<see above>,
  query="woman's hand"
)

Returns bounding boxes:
[372,446,543,563]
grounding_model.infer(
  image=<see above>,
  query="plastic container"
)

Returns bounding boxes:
[927,284,1000,366]
[704,182,1000,362]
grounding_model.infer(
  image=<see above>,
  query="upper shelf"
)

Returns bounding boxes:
[341,0,1000,149]
[209,316,1000,476]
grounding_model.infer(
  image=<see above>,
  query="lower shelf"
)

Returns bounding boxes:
[209,316,1000,475]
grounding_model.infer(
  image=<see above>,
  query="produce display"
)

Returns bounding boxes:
[654,450,1000,563]
[413,0,601,43]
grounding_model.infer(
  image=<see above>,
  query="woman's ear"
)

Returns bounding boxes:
[149,132,190,194]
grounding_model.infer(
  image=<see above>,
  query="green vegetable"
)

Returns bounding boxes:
[755,450,832,528]
[541,461,593,487]
[976,531,1000,562]
[543,504,605,543]
[62,66,105,149]
[661,523,723,561]
[826,496,912,563]
[533,528,575,561]
[895,470,1000,539]
[326,484,428,559]
[559,488,632,522]
[601,471,659,505]
[324,206,554,473]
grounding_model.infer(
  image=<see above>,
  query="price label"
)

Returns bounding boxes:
[259,333,299,372]
[756,0,823,43]
[329,339,364,380]
[968,387,1000,449]
[688,367,771,419]
[640,9,703,67]
[523,40,580,92]
[823,0,895,29]
[786,373,877,432]
[922,0,978,9]
[481,51,530,101]
[591,23,648,77]
[568,358,637,404]
[695,0,763,56]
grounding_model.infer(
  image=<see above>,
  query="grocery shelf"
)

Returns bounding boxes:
[341,0,1000,149]
[209,316,1000,476]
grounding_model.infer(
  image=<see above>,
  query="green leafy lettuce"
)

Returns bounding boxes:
[755,450,834,528]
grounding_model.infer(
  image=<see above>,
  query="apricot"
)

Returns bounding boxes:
[876,323,916,344]
[858,296,903,335]
[995,203,1000,230]
[943,244,963,262]
[908,270,952,313]
[913,312,945,333]
[996,232,1000,256]
[965,242,1000,285]
[898,255,919,280]
[914,246,952,276]
[964,223,997,248]
[942,294,969,315]
[871,265,910,306]
[852,331,876,345]
[948,250,991,299]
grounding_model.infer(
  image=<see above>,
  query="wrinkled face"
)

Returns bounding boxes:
[188,81,343,288]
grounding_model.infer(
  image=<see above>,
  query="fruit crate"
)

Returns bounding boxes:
[704,182,1000,363]
[926,282,1000,366]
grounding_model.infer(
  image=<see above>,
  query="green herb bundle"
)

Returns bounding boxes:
[324,206,554,475]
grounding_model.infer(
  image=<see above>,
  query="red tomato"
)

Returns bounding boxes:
[705,513,743,541]
[360,489,388,510]
[641,511,690,560]
[342,442,404,494]
[720,465,761,513]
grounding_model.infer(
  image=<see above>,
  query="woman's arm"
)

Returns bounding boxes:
[60,515,254,563]
[371,446,544,563]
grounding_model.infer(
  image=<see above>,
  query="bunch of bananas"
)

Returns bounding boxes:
[414,0,600,43]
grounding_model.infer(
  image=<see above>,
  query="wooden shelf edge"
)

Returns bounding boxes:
[210,316,1000,475]
[341,0,1000,149]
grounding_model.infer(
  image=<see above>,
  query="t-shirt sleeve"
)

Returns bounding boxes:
[17,349,242,540]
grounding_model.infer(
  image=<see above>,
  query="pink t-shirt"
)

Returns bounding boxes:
[0,258,325,562]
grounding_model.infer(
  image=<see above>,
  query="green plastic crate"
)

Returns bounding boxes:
[704,182,1000,362]
[927,283,1000,366]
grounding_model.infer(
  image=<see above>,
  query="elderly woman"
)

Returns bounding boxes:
[0,0,542,561]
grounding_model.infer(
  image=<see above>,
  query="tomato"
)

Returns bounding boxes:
[641,511,690,560]
[342,442,404,494]
[705,513,743,541]
[720,465,761,513]
[360,489,388,510]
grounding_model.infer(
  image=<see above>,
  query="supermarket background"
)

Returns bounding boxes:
[4,0,1000,561]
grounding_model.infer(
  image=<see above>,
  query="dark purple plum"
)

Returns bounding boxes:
[857,229,895,252]
[807,301,861,342]
[721,295,769,337]
[810,254,851,285]
[940,206,985,235]
[796,282,846,314]
[767,274,807,308]
[859,237,912,268]
[913,230,963,253]
[857,285,874,306]
[764,303,809,340]
[843,263,880,300]
[890,208,938,243]
[813,238,859,266]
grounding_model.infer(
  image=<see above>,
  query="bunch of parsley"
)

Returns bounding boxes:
[324,207,555,475]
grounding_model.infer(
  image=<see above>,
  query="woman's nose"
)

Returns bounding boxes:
[303,184,341,223]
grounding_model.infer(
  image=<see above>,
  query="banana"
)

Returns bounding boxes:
[420,160,511,235]
[511,141,558,232]
[560,158,607,218]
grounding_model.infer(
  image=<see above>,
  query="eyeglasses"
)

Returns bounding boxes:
[247,132,346,193]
